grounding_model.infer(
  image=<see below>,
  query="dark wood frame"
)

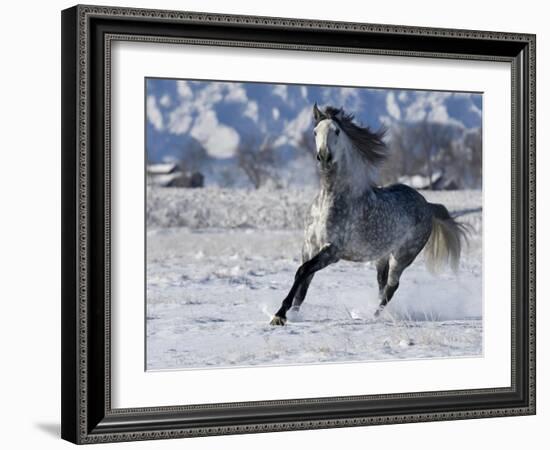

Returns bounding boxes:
[61,4,536,444]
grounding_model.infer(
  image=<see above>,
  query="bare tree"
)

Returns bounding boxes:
[178,140,208,172]
[386,122,426,183]
[381,123,408,185]
[237,136,278,189]
[410,119,452,189]
[464,128,482,188]
[420,119,435,189]
[387,120,478,189]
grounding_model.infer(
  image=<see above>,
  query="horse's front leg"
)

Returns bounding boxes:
[270,244,339,326]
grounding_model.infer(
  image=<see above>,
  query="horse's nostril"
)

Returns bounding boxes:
[317,150,332,164]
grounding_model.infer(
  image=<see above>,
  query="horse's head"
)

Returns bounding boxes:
[312,103,347,172]
[312,103,388,191]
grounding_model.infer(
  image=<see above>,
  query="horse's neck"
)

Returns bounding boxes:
[320,171,374,201]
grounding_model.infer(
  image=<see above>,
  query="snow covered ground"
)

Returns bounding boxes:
[146,187,482,371]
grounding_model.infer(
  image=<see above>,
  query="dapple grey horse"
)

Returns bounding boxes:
[271,104,468,325]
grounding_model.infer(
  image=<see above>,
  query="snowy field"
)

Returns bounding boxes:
[146,187,483,371]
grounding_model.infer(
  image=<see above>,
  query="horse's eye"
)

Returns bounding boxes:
[313,130,317,136]
[335,128,340,136]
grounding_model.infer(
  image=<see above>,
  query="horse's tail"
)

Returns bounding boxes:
[424,203,469,273]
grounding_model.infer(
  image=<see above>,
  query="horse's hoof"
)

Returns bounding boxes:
[270,316,287,326]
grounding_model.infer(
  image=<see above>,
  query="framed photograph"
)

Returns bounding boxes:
[61,4,536,444]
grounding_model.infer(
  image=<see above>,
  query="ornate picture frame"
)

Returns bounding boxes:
[61,4,535,444]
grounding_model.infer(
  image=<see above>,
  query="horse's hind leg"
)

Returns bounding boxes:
[374,256,404,317]
[374,251,418,317]
[375,257,389,296]
[374,226,431,317]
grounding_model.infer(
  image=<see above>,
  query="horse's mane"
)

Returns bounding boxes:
[314,105,388,166]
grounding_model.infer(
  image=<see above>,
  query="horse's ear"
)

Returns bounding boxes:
[313,102,324,124]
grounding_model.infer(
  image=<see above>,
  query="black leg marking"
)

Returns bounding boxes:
[271,245,339,325]
[374,247,423,317]
[291,274,314,311]
[374,282,399,317]
[375,258,389,294]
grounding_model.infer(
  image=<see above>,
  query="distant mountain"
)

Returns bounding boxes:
[145,78,482,188]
